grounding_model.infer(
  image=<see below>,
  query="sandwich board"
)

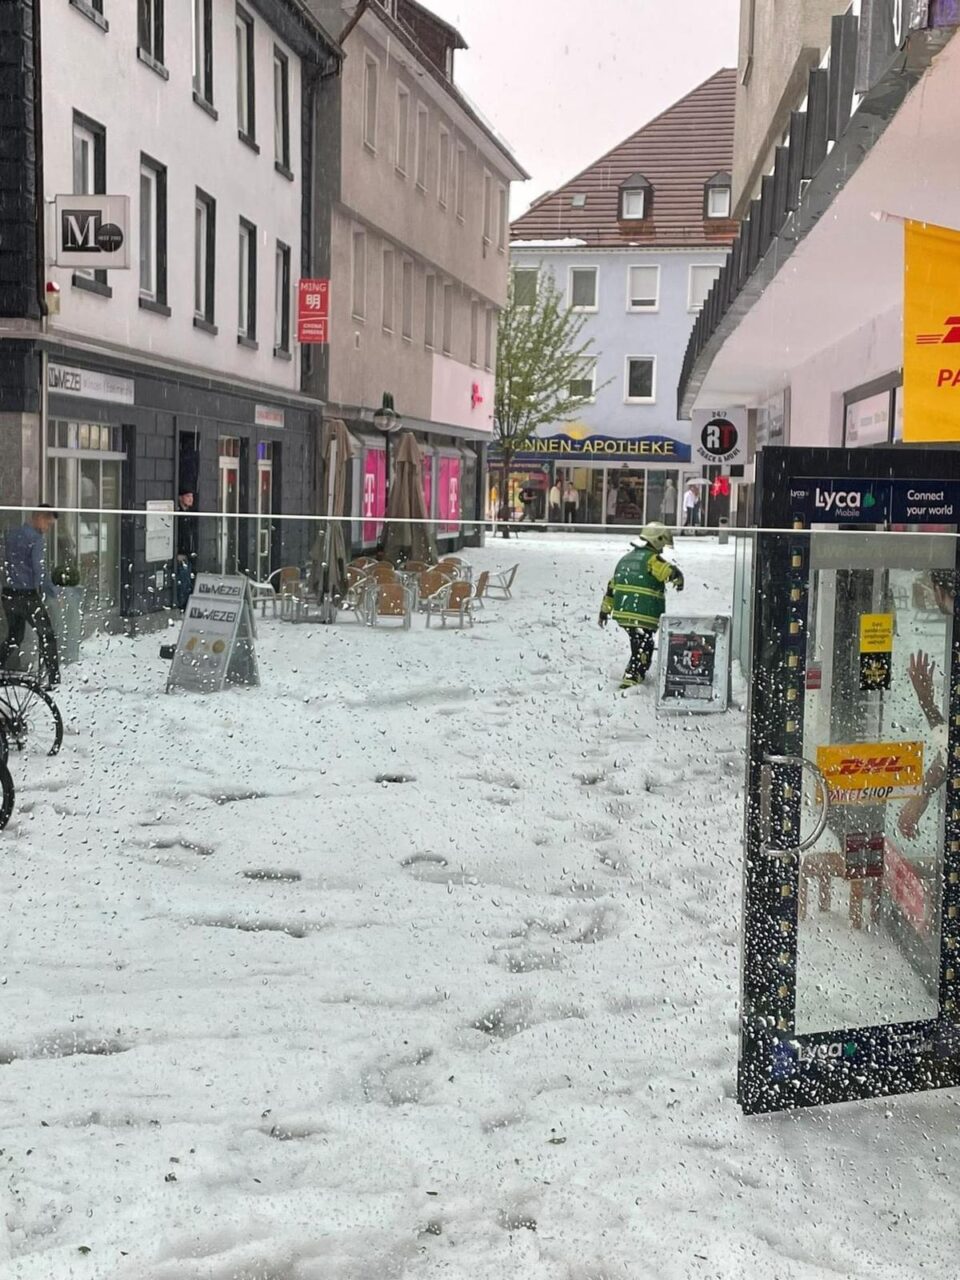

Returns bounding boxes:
[166,574,259,693]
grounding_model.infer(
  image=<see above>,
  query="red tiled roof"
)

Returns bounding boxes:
[511,69,738,249]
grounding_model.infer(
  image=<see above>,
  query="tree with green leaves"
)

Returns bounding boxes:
[493,271,605,535]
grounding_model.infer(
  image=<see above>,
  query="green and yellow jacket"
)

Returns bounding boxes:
[600,544,679,629]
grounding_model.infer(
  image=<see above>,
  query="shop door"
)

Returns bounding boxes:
[218,438,241,573]
[256,445,274,582]
[740,446,960,1114]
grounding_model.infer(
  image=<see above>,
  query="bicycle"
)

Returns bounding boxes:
[0,674,63,758]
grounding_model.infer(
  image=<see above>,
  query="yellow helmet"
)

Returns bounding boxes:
[636,522,674,552]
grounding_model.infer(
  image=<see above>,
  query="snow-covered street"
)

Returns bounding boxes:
[2,534,957,1279]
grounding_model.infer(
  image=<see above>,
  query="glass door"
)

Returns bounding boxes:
[218,436,241,573]
[255,443,274,583]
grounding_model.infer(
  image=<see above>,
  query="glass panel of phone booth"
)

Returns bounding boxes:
[795,530,955,1036]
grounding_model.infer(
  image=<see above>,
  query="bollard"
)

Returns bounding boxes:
[718,516,729,546]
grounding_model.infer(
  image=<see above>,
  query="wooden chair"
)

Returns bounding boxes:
[339,566,371,619]
[401,560,429,575]
[484,564,519,599]
[428,580,475,629]
[418,569,452,618]
[277,566,303,619]
[366,583,413,629]
[370,562,399,584]
[473,570,490,608]
[436,557,469,581]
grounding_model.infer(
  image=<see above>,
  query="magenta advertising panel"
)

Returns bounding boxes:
[362,448,386,543]
[438,456,461,534]
[422,456,433,519]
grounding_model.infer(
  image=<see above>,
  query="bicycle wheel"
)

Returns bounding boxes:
[0,676,63,757]
[0,762,12,830]
[0,721,7,768]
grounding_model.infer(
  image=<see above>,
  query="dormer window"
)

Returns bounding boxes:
[705,172,732,219]
[619,174,651,221]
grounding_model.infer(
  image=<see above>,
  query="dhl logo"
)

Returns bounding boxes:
[838,755,906,776]
[916,316,960,345]
[816,741,924,801]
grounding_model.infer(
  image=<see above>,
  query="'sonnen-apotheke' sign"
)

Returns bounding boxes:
[47,363,135,406]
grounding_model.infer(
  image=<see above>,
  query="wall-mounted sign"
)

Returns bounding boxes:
[54,195,130,269]
[297,278,330,344]
[859,612,894,689]
[845,391,891,447]
[507,434,690,462]
[361,448,386,543]
[166,575,259,694]
[791,476,960,524]
[691,407,748,465]
[656,615,731,714]
[145,499,175,563]
[255,405,285,429]
[47,362,135,405]
[816,740,924,804]
[903,219,960,443]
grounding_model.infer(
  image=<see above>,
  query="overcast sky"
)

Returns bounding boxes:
[425,0,742,215]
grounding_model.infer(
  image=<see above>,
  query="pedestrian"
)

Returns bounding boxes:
[661,477,677,524]
[0,505,62,688]
[683,482,700,531]
[563,481,579,525]
[898,569,955,839]
[606,480,619,524]
[175,489,199,609]
[548,478,562,523]
[521,486,537,522]
[598,522,684,688]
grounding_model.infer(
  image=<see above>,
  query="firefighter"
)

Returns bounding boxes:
[599,522,684,688]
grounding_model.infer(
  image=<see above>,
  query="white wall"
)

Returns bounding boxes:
[44,0,303,391]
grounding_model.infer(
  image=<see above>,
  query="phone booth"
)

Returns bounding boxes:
[739,446,960,1113]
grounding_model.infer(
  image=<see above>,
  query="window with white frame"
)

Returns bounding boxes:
[628,264,659,311]
[482,171,492,243]
[395,85,409,174]
[274,240,290,353]
[689,264,721,312]
[73,113,105,285]
[619,174,651,221]
[442,282,454,355]
[470,300,480,366]
[707,185,731,218]
[570,266,598,311]
[437,127,450,207]
[424,274,436,349]
[193,0,213,103]
[139,156,166,304]
[238,217,257,341]
[402,259,413,339]
[236,7,255,140]
[415,105,428,189]
[273,49,290,171]
[455,144,466,220]
[352,228,367,319]
[363,56,378,151]
[381,246,395,331]
[622,189,646,219]
[138,0,165,64]
[625,356,656,402]
[569,357,597,401]
[512,267,538,307]
[484,307,494,370]
[194,189,216,324]
[497,185,507,251]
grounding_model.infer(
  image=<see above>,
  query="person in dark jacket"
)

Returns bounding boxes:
[599,522,683,688]
[0,506,62,687]
[175,490,199,609]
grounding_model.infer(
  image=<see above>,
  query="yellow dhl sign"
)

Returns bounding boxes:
[816,741,924,804]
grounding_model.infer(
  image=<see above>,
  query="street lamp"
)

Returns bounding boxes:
[372,392,401,550]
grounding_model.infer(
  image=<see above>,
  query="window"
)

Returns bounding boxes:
[273,49,290,171]
[274,240,290,353]
[570,266,598,311]
[442,282,454,355]
[470,299,480,366]
[381,247,395,332]
[620,174,651,221]
[628,264,659,311]
[622,190,646,219]
[437,128,450,206]
[482,171,492,243]
[363,56,378,151]
[569,358,597,401]
[484,307,494,371]
[415,105,428,190]
[193,0,213,104]
[138,0,164,64]
[139,156,167,306]
[497,186,507,251]
[401,259,413,340]
[689,264,722,312]
[238,218,257,342]
[707,186,731,219]
[352,229,367,319]
[512,267,538,307]
[236,8,255,141]
[625,356,656,403]
[395,86,410,174]
[455,144,466,220]
[72,113,106,287]
[47,423,125,614]
[424,274,436,349]
[194,189,216,326]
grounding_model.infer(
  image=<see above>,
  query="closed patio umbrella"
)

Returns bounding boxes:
[308,417,358,616]
[382,431,438,566]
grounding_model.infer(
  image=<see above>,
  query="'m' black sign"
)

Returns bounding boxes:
[60,209,124,255]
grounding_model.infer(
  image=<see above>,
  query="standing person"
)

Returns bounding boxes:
[548,478,562,523]
[606,480,619,525]
[661,477,677,525]
[0,506,61,688]
[563,481,579,525]
[175,490,199,609]
[683,482,700,531]
[598,522,683,688]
